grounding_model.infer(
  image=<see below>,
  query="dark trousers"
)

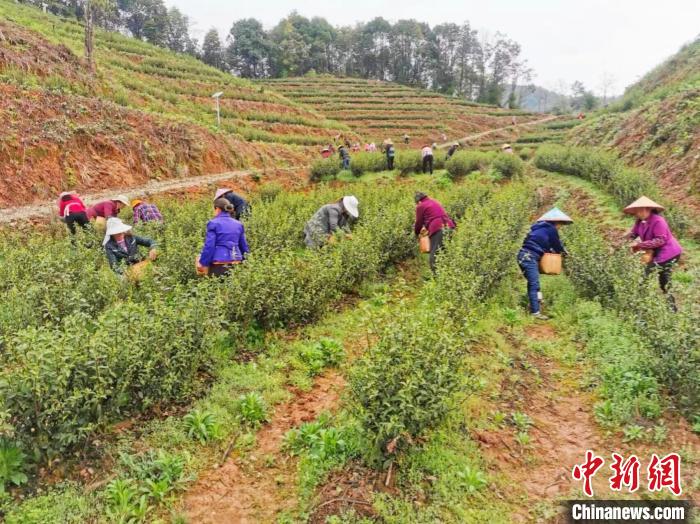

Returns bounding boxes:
[210,264,234,277]
[65,211,90,234]
[342,157,350,170]
[429,228,448,273]
[517,249,541,313]
[387,156,394,170]
[646,255,680,311]
[422,155,433,174]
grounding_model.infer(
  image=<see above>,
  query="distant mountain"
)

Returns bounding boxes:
[503,85,569,113]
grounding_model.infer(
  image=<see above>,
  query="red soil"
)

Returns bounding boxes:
[181,373,346,524]
[0,84,310,208]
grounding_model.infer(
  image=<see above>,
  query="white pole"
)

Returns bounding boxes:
[212,92,223,129]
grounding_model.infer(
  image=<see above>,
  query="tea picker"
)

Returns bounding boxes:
[303,195,359,249]
[214,188,249,220]
[413,192,455,273]
[103,217,157,278]
[516,207,573,320]
[87,195,130,231]
[622,196,683,311]
[197,198,249,278]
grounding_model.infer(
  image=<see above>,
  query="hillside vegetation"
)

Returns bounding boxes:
[261,76,543,146]
[569,38,699,210]
[0,1,353,206]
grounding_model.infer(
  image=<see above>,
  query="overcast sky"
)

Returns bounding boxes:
[165,0,699,96]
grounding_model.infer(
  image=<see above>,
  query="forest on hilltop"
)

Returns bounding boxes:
[18,0,530,106]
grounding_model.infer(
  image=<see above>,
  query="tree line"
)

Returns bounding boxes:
[20,1,531,105]
[210,14,532,105]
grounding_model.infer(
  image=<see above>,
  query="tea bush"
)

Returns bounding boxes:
[349,310,464,460]
[0,180,452,462]
[309,158,341,181]
[534,145,689,235]
[563,222,699,419]
[349,152,388,175]
[350,183,535,459]
[445,151,496,179]
[435,183,534,316]
[490,153,525,179]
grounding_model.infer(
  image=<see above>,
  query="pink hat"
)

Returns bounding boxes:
[214,188,231,200]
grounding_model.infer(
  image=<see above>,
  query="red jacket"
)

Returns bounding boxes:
[58,195,86,217]
[86,200,118,219]
[414,197,455,237]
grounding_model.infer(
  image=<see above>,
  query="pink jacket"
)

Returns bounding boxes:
[414,197,455,237]
[629,213,682,263]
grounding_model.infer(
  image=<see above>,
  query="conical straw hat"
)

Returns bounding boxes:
[537,207,573,223]
[623,196,664,214]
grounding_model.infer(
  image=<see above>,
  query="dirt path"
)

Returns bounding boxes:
[476,323,699,521]
[436,115,559,149]
[0,167,299,223]
[182,373,345,523]
[180,262,422,523]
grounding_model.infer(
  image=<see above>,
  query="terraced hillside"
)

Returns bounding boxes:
[262,76,544,146]
[0,1,353,206]
[569,37,699,210]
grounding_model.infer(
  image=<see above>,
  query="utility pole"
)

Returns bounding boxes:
[212,91,223,128]
[84,0,95,72]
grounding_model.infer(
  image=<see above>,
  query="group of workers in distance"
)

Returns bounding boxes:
[57,167,683,315]
[319,135,516,178]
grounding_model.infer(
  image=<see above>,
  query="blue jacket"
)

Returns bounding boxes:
[223,192,249,219]
[199,212,249,266]
[521,221,564,259]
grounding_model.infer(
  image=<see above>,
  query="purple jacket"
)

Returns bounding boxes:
[199,212,249,266]
[628,213,682,263]
[414,197,455,237]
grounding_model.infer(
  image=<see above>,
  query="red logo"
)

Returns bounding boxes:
[572,452,682,497]
[572,450,605,497]
[648,453,682,496]
[609,453,640,492]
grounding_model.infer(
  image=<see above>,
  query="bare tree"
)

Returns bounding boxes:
[83,0,114,73]
[598,72,616,106]
[84,0,95,71]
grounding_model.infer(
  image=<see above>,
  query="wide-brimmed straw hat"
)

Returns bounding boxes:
[623,196,664,214]
[342,195,359,218]
[214,188,231,201]
[131,199,143,208]
[383,139,394,145]
[103,217,132,245]
[501,144,513,150]
[537,207,573,223]
[112,195,129,206]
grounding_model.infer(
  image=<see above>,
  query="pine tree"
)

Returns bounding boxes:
[202,28,224,70]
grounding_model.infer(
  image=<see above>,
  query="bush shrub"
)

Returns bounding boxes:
[309,158,341,181]
[534,145,690,236]
[350,183,536,459]
[445,151,495,179]
[349,311,463,459]
[349,152,387,176]
[0,181,445,462]
[518,147,533,160]
[490,153,525,179]
[563,222,699,419]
